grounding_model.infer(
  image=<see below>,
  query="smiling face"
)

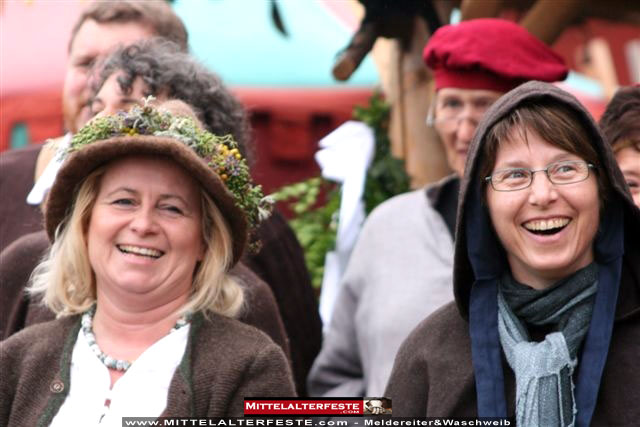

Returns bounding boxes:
[87,156,204,307]
[63,19,154,133]
[434,88,503,176]
[486,129,600,289]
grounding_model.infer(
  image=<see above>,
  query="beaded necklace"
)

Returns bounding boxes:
[81,306,191,372]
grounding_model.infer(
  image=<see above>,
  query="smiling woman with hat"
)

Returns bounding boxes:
[0,101,295,426]
[386,82,640,425]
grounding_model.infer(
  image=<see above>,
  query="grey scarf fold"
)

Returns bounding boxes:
[498,263,598,427]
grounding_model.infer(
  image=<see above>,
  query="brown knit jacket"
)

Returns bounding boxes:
[0,311,296,426]
[0,144,43,253]
[386,255,640,423]
[244,211,322,395]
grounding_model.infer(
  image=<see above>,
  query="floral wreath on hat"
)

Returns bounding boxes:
[68,99,273,240]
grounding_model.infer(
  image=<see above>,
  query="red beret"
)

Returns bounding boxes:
[423,19,568,92]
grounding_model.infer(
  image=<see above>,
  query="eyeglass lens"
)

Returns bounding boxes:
[435,96,496,125]
[490,161,591,191]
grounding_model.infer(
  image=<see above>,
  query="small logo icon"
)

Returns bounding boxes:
[363,397,392,415]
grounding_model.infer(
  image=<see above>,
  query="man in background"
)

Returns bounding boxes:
[0,0,188,253]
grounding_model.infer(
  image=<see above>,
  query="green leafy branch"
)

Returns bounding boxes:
[271,177,339,289]
[354,94,410,215]
[271,93,409,289]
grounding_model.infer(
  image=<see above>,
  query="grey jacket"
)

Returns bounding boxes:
[308,177,456,397]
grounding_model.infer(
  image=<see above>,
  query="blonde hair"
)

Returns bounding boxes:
[30,161,244,318]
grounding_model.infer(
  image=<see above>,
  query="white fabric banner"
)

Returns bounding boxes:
[315,120,375,327]
[27,133,71,205]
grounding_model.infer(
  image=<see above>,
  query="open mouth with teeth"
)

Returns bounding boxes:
[117,244,164,259]
[522,218,571,236]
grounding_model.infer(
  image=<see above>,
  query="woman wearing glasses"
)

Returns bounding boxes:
[386,81,640,426]
[309,19,567,398]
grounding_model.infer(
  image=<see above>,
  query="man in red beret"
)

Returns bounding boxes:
[308,18,568,398]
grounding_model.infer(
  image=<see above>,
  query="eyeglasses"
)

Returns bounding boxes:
[426,113,485,129]
[426,96,497,128]
[485,160,596,192]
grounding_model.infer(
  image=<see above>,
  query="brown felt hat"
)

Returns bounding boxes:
[44,103,265,265]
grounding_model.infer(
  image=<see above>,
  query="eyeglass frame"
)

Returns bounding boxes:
[484,160,596,192]
[425,94,498,128]
[426,110,484,128]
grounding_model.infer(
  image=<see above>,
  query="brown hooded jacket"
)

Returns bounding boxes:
[386,82,640,425]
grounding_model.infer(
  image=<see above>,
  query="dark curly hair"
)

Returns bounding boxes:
[599,86,640,153]
[94,38,253,163]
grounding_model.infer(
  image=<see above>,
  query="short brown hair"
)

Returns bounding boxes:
[68,0,188,52]
[479,100,609,202]
[599,86,640,153]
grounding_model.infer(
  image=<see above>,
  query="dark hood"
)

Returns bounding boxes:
[453,80,640,424]
[453,80,640,318]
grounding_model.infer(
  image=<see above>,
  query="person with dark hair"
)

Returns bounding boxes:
[386,82,640,425]
[599,86,640,207]
[0,101,296,425]
[0,0,188,254]
[91,39,252,162]
[308,19,568,398]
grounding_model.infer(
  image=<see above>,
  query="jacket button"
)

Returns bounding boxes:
[50,380,64,393]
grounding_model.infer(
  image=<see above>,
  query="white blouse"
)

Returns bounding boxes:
[50,324,190,427]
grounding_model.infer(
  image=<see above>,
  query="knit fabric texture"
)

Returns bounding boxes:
[498,263,598,426]
[0,312,296,426]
